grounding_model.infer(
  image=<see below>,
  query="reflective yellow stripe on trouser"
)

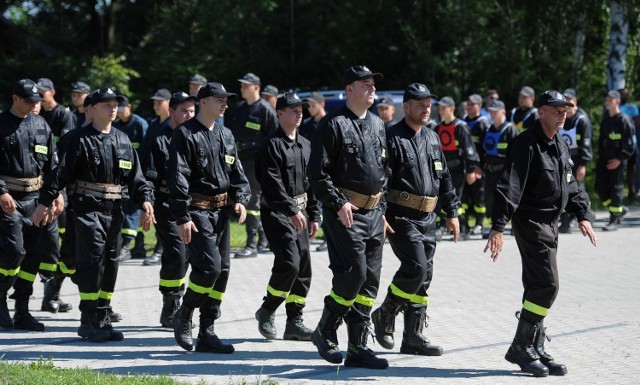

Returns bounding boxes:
[99,290,113,301]
[354,294,375,308]
[160,277,185,289]
[330,290,356,307]
[246,210,260,216]
[285,294,306,305]
[389,283,429,305]
[122,228,137,237]
[187,280,225,301]
[57,261,76,275]
[0,266,20,278]
[79,292,100,301]
[16,270,37,282]
[267,285,289,299]
[39,262,57,272]
[609,206,623,214]
[523,300,549,317]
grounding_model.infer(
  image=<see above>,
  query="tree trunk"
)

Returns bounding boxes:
[607,0,628,91]
[572,7,587,88]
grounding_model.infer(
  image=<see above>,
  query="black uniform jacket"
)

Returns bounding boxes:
[0,111,57,196]
[598,112,635,161]
[307,105,388,213]
[562,108,593,166]
[491,121,594,232]
[256,127,321,222]
[40,104,75,142]
[167,118,250,225]
[386,119,460,218]
[38,124,152,207]
[141,122,173,201]
[228,98,278,151]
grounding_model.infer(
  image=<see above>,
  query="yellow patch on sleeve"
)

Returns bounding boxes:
[119,160,132,170]
[34,145,48,155]
[434,161,443,171]
[225,155,235,165]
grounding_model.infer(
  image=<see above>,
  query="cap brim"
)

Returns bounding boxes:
[238,79,260,85]
[278,101,309,110]
[546,100,574,107]
[359,73,383,82]
[487,107,504,111]
[170,96,197,108]
[23,95,43,103]
[261,92,278,96]
[519,92,535,97]
[92,95,125,106]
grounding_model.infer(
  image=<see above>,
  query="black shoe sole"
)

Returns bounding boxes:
[283,333,311,341]
[505,351,549,377]
[344,357,389,369]
[310,330,343,364]
[195,343,235,354]
[399,346,443,356]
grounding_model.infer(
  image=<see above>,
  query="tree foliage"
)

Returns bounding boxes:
[1,0,640,113]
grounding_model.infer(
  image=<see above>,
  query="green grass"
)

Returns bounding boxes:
[0,358,279,385]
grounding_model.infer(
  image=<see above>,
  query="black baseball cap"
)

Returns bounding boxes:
[150,88,171,101]
[189,74,207,85]
[197,82,237,101]
[71,81,91,93]
[276,92,309,110]
[562,88,577,100]
[83,91,96,107]
[468,94,483,104]
[606,90,621,99]
[118,95,130,107]
[36,78,55,91]
[169,91,197,108]
[487,100,506,111]
[238,72,261,85]
[304,91,325,104]
[343,65,383,86]
[89,88,124,106]
[12,79,43,103]
[261,85,279,96]
[537,90,574,108]
[403,83,437,102]
[438,96,455,107]
[378,94,394,106]
[519,86,535,98]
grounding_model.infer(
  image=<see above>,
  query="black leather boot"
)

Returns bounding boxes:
[42,275,72,313]
[310,306,344,364]
[255,306,277,340]
[344,320,388,369]
[400,306,443,356]
[173,304,194,351]
[371,294,405,349]
[603,213,621,232]
[97,306,124,341]
[13,297,44,331]
[131,232,147,259]
[195,317,235,353]
[283,314,312,341]
[78,311,111,342]
[0,292,13,329]
[160,292,181,328]
[504,316,549,377]
[534,320,567,375]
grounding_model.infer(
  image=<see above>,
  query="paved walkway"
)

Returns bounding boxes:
[2,208,639,384]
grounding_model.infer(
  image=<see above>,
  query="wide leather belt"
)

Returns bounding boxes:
[0,175,42,192]
[190,192,228,210]
[337,187,382,210]
[387,189,438,213]
[71,180,122,200]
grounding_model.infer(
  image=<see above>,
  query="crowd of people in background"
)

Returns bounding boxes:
[0,66,634,375]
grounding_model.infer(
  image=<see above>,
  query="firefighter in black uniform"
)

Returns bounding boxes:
[463,94,490,233]
[558,89,593,233]
[70,81,91,128]
[169,82,250,354]
[228,73,278,258]
[35,88,155,342]
[36,78,76,313]
[596,90,635,231]
[141,92,196,328]
[308,65,389,369]
[0,79,63,331]
[371,83,460,357]
[480,100,520,229]
[254,93,320,341]
[510,86,539,132]
[485,90,597,377]
[435,96,480,239]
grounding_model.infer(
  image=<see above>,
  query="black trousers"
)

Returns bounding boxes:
[58,204,77,276]
[385,211,437,308]
[260,207,312,319]
[437,166,465,220]
[512,215,559,323]
[72,199,122,312]
[595,158,626,213]
[238,151,264,249]
[484,169,502,220]
[0,198,53,298]
[154,201,187,295]
[37,216,60,279]
[182,207,231,321]
[462,177,485,222]
[322,206,384,322]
